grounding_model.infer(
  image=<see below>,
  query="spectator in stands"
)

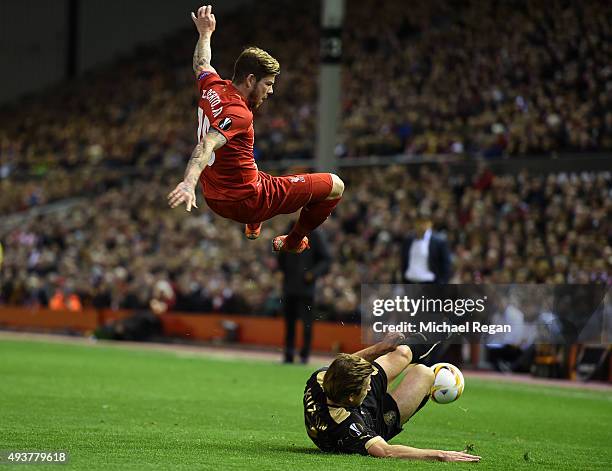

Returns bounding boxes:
[400,207,452,284]
[49,281,83,312]
[1,166,610,319]
[485,291,531,372]
[2,0,612,220]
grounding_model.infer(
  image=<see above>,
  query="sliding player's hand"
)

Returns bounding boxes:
[191,5,216,36]
[439,450,481,462]
[380,332,405,353]
[168,181,198,212]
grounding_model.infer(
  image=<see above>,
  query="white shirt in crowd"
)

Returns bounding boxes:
[405,229,436,282]
[488,304,526,346]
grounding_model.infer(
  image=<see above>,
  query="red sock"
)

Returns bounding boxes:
[285,198,342,248]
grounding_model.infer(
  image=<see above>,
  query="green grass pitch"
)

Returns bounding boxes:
[1,339,611,470]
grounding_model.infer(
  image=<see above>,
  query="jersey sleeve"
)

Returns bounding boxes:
[196,71,220,94]
[335,413,382,456]
[210,104,251,142]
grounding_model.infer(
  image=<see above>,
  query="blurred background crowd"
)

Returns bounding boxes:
[0,0,611,320]
[1,164,610,320]
[2,0,611,214]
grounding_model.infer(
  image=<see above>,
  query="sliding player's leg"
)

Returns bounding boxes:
[389,364,435,424]
[374,345,413,386]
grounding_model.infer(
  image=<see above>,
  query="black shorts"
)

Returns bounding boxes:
[360,361,403,441]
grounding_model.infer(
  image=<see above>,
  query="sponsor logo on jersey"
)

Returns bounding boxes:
[198,71,212,80]
[349,422,364,438]
[218,117,232,131]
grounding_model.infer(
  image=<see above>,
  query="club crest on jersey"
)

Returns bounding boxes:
[218,117,232,131]
[289,176,306,183]
[383,410,397,426]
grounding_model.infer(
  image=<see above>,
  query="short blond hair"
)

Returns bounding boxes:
[233,47,280,83]
[323,353,374,404]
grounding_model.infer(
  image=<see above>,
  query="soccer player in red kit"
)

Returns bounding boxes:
[168,5,344,253]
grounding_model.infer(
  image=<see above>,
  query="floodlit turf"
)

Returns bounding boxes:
[1,339,611,470]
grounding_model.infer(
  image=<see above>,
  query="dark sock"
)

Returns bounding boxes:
[408,343,439,362]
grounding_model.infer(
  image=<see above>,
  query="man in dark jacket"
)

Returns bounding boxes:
[278,227,332,364]
[400,209,455,366]
[401,209,452,284]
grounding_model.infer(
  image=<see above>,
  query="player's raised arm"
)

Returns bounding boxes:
[191,5,217,76]
[352,332,405,363]
[367,439,481,462]
[167,129,227,211]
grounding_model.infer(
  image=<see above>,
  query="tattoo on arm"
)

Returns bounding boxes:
[183,143,207,188]
[193,34,212,74]
[207,128,228,150]
[183,129,227,187]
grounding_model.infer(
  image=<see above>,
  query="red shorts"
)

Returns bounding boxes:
[204,172,333,224]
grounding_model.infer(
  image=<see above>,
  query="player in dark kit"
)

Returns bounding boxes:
[167,5,344,253]
[303,333,481,462]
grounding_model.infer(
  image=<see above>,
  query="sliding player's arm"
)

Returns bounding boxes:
[367,438,481,462]
[353,332,405,363]
[167,130,227,211]
[191,5,217,76]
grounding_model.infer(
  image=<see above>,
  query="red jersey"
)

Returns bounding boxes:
[196,71,259,201]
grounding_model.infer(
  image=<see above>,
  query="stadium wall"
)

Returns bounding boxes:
[0,307,364,353]
[0,0,68,105]
[0,0,252,105]
[77,0,252,72]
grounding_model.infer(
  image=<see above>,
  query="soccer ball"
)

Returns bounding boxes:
[430,363,465,404]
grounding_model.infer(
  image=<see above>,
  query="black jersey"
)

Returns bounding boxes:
[303,367,384,455]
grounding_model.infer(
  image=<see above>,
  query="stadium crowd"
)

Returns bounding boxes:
[1,165,610,320]
[341,0,612,157]
[1,0,612,216]
[1,0,611,319]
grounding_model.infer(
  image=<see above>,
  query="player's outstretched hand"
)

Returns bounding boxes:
[439,450,481,462]
[168,181,198,212]
[191,5,216,36]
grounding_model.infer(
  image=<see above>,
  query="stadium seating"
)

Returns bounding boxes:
[0,0,610,318]
[1,0,611,215]
[1,165,609,319]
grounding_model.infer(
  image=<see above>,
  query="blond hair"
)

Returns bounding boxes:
[233,47,280,83]
[323,353,374,404]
